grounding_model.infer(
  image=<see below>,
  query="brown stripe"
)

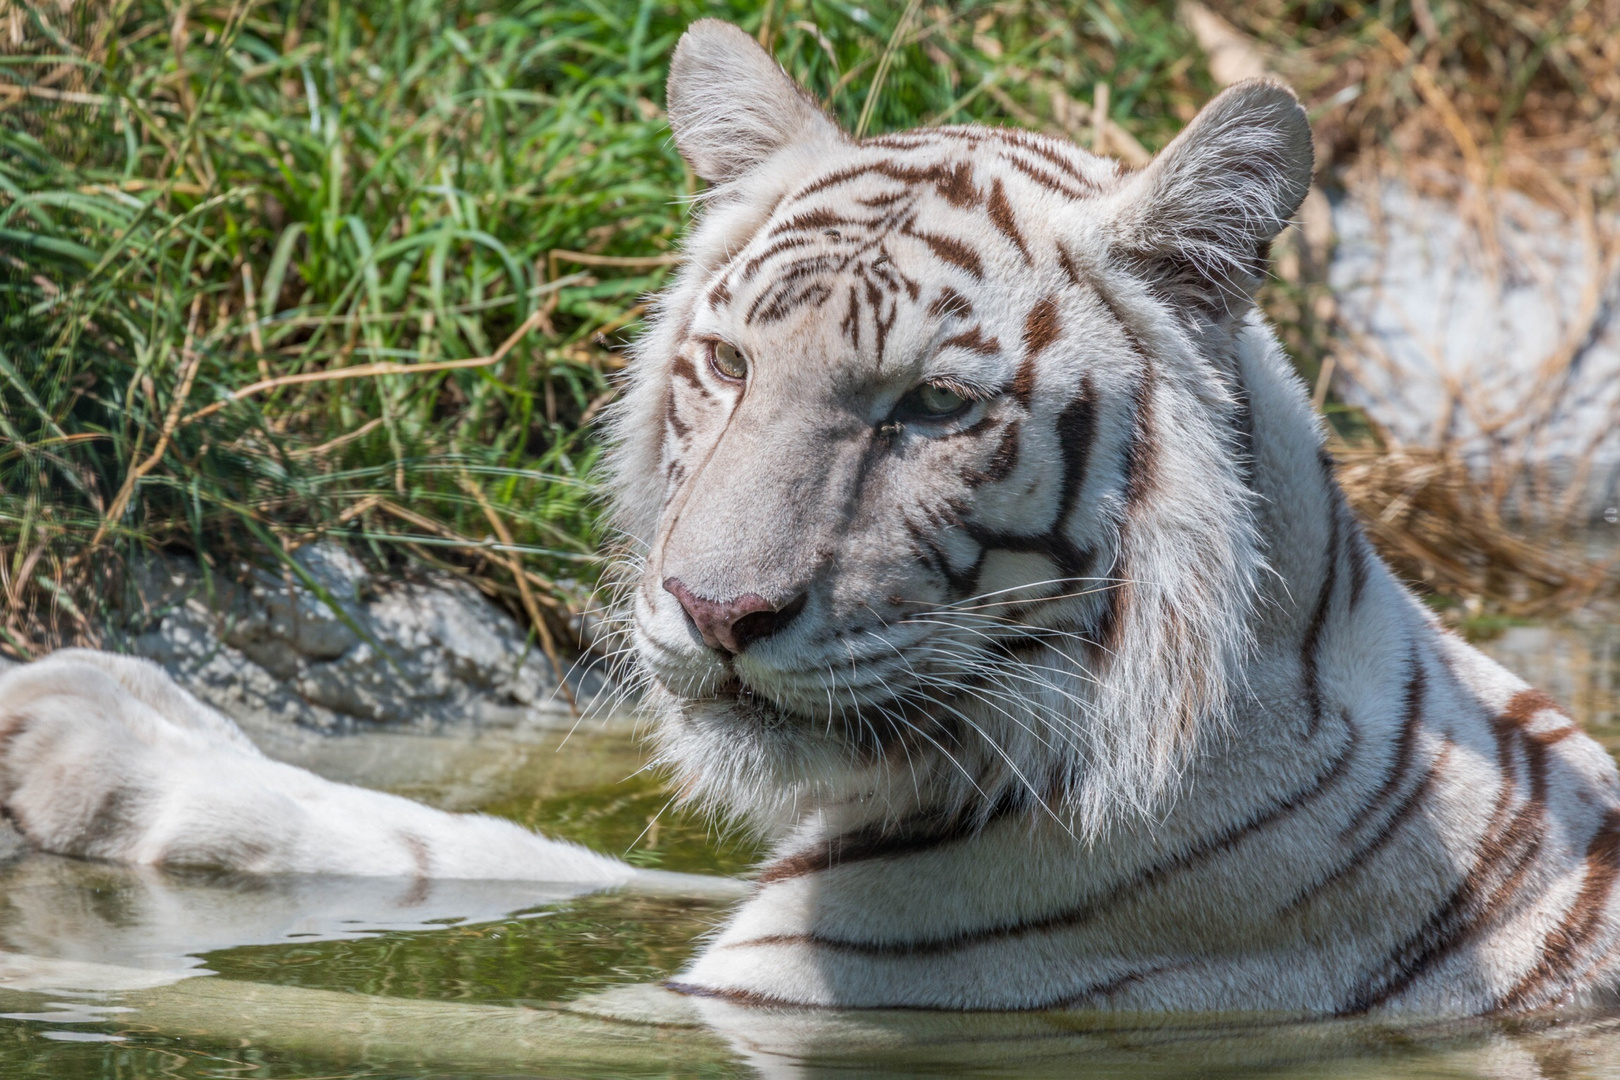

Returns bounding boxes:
[1281,736,1446,914]
[1056,245,1085,290]
[747,270,835,325]
[1335,693,1557,1014]
[981,420,1021,483]
[866,277,895,363]
[1002,154,1087,198]
[793,159,983,208]
[1498,809,1620,1011]
[1021,296,1061,361]
[741,233,819,280]
[840,284,861,349]
[663,388,689,439]
[1010,296,1060,407]
[909,227,984,278]
[741,257,832,322]
[1503,689,1563,726]
[766,207,868,237]
[986,177,1032,264]
[928,286,973,319]
[941,326,1001,356]
[669,352,704,391]
[989,130,1097,187]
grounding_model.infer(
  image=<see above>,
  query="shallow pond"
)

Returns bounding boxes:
[0,616,1616,1079]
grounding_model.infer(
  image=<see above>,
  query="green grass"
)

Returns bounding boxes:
[7,0,1599,656]
[0,0,1220,657]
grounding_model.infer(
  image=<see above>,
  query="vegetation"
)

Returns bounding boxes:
[0,0,1613,661]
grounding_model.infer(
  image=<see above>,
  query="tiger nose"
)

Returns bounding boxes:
[663,578,806,655]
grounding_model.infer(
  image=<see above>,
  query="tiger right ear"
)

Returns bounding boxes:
[667,20,846,185]
[1103,79,1313,320]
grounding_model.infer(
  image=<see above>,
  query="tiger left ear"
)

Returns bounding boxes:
[667,20,846,185]
[1103,79,1313,319]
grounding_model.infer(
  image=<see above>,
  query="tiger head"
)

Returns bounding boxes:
[607,21,1313,837]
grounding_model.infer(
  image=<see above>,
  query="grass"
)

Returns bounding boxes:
[0,0,1614,661]
[0,0,1219,659]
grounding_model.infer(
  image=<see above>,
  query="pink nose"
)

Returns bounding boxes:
[663,578,803,655]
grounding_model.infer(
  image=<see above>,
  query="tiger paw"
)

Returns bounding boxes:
[0,650,257,862]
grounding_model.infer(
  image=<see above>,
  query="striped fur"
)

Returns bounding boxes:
[0,20,1616,1021]
[608,21,1620,1014]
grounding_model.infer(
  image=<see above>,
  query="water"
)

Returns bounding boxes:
[0,618,1615,1078]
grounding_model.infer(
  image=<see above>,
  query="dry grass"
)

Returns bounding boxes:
[1200,0,1620,617]
[1334,444,1616,619]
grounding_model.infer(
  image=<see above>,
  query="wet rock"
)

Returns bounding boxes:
[1328,178,1620,519]
[105,545,622,734]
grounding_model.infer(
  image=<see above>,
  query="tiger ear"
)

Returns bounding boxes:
[667,19,846,185]
[1104,79,1312,318]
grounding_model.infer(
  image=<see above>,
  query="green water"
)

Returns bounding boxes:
[0,618,1615,1079]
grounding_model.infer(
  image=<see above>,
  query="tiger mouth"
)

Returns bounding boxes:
[682,673,941,744]
[696,679,797,725]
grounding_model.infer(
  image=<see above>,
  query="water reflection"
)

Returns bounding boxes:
[0,853,611,980]
[0,615,1614,1077]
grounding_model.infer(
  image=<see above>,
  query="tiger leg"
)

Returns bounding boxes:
[0,649,632,883]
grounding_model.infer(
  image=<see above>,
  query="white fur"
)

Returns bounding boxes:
[2,22,1618,1018]
[0,651,628,882]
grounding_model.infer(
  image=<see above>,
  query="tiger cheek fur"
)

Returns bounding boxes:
[603,20,1620,1014]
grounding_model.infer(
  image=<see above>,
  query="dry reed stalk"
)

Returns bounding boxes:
[1334,442,1616,618]
[1195,0,1620,616]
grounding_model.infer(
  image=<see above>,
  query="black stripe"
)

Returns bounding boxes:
[757,793,1022,885]
[965,380,1097,581]
[1342,645,1427,836]
[1301,477,1341,738]
[729,727,1358,958]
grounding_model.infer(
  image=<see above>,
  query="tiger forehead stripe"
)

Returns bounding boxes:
[794,157,983,207]
[940,326,1001,356]
[986,177,1032,265]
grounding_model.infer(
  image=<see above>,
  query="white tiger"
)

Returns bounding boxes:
[2,19,1618,1018]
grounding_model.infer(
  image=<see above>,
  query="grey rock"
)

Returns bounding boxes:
[1328,178,1620,519]
[105,545,624,734]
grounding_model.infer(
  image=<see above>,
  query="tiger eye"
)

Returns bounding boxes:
[710,341,748,381]
[914,383,967,417]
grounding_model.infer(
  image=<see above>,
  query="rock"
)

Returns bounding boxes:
[104,545,625,734]
[1328,177,1620,520]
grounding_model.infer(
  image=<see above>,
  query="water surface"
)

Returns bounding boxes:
[0,616,1614,1078]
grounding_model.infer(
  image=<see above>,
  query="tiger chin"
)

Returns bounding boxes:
[3,19,1619,1020]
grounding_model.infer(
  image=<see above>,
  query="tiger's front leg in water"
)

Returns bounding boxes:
[0,649,631,883]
